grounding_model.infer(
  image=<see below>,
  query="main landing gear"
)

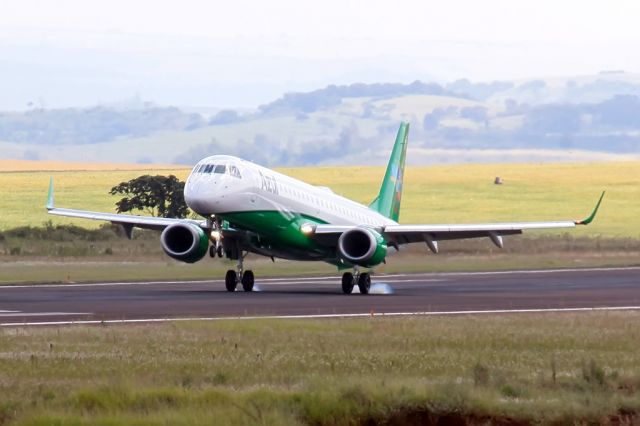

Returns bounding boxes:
[224,250,255,292]
[341,269,371,295]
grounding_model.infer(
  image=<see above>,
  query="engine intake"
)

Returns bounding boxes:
[337,227,387,267]
[160,223,209,263]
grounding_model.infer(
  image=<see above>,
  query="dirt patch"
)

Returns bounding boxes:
[360,408,639,426]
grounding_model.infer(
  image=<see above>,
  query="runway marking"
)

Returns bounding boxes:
[0,312,91,317]
[2,305,640,327]
[256,278,443,286]
[0,276,345,289]
[428,266,640,276]
[0,278,443,289]
[0,266,637,290]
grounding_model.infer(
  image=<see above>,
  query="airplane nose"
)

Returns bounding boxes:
[184,177,223,215]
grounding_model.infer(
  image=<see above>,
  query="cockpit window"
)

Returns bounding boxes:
[229,165,242,178]
[194,163,241,177]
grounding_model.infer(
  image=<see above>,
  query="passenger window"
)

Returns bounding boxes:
[214,165,226,174]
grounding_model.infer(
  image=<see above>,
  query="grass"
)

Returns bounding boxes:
[0,161,639,238]
[1,312,640,424]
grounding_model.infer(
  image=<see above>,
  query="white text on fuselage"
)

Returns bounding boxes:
[260,172,279,195]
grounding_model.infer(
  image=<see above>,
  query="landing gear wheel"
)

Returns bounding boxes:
[358,273,371,295]
[209,245,216,258]
[217,245,224,258]
[341,272,354,294]
[225,270,237,292]
[241,270,255,292]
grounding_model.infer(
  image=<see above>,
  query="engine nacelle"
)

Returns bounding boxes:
[337,227,387,267]
[160,223,209,263]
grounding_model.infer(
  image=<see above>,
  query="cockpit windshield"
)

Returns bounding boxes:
[193,162,241,178]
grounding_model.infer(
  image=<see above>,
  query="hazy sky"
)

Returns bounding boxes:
[1,0,639,109]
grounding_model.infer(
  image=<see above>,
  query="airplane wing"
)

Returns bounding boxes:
[45,178,206,235]
[308,192,605,252]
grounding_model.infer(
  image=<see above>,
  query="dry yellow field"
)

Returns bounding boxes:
[0,161,638,238]
[0,159,180,172]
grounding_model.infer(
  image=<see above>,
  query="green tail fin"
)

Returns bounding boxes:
[368,122,409,222]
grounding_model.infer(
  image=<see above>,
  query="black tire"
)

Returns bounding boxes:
[241,270,255,292]
[225,270,237,292]
[217,245,224,258]
[358,273,371,295]
[341,272,354,294]
[209,245,216,258]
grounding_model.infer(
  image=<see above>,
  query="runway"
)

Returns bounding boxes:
[0,267,639,326]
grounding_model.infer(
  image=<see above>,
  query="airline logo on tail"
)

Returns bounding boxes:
[390,125,408,220]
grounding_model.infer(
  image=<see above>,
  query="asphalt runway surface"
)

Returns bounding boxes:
[1,267,639,326]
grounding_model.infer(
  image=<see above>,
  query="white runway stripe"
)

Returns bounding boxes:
[0,312,90,317]
[0,277,444,289]
[2,305,640,327]
[429,266,640,276]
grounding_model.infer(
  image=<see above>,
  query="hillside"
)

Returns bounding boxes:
[2,74,640,165]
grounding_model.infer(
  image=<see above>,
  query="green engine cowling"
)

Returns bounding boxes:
[160,223,209,263]
[337,227,387,268]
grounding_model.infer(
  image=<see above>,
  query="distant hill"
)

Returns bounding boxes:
[1,73,640,166]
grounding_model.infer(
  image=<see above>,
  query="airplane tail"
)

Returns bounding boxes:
[368,122,409,222]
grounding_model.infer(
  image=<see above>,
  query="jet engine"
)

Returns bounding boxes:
[337,227,387,267]
[160,223,209,263]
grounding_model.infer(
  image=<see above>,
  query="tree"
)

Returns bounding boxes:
[109,175,189,218]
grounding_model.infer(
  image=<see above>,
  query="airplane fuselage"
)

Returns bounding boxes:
[184,155,396,261]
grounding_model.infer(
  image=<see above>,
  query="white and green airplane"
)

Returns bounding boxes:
[46,122,604,294]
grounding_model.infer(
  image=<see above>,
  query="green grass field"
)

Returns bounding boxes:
[0,161,638,238]
[1,312,640,425]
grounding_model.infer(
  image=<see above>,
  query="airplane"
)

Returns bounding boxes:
[46,122,604,294]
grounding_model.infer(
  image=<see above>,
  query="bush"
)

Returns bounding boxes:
[473,362,490,387]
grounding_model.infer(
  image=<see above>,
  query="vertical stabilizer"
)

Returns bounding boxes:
[368,122,409,222]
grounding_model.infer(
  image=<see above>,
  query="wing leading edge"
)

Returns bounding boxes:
[309,192,605,252]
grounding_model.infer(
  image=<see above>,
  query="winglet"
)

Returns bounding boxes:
[575,191,605,225]
[46,177,54,210]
